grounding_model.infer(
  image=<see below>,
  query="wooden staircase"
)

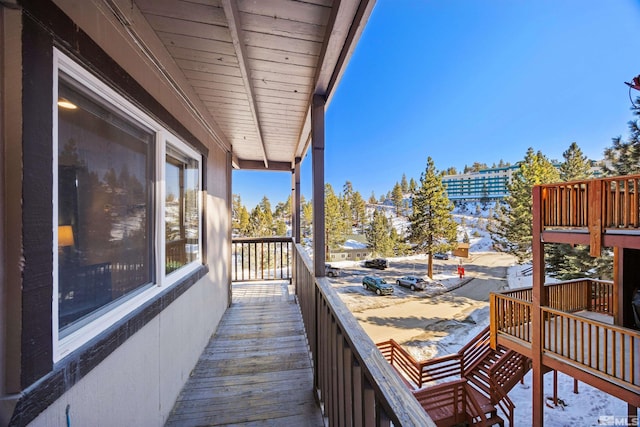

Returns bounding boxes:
[377,326,532,426]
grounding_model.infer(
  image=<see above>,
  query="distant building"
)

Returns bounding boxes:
[442,162,604,203]
[328,248,372,262]
[442,166,519,203]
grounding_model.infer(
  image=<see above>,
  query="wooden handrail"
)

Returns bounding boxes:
[294,243,436,426]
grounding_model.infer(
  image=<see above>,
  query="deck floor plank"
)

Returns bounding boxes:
[165,281,324,427]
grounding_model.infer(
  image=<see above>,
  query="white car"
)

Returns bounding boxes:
[396,275,426,291]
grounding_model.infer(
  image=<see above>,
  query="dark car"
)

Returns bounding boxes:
[325,263,340,277]
[434,252,449,260]
[364,258,388,269]
[362,276,394,295]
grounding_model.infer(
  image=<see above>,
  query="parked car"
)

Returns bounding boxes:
[325,263,340,277]
[433,252,449,260]
[364,258,388,269]
[362,276,394,295]
[396,275,426,291]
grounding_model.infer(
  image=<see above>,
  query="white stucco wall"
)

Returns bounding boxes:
[30,145,230,426]
[18,3,232,424]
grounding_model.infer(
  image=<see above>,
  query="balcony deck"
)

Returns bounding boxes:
[165,281,324,426]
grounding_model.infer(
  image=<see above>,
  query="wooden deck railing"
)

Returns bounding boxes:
[541,175,640,229]
[499,279,614,315]
[540,175,640,255]
[231,237,292,282]
[541,307,640,388]
[294,243,436,426]
[490,284,640,394]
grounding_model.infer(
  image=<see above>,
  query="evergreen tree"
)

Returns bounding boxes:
[259,196,274,233]
[602,97,640,176]
[275,219,287,236]
[365,209,394,256]
[301,196,313,237]
[237,205,250,236]
[352,191,366,233]
[392,182,404,215]
[409,178,417,193]
[408,157,458,278]
[400,174,409,192]
[559,142,592,181]
[368,191,377,204]
[231,194,244,234]
[325,184,347,250]
[489,148,559,263]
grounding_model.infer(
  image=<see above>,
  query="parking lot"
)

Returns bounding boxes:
[326,252,516,359]
[327,256,463,311]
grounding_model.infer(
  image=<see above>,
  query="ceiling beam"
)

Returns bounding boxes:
[235,159,292,172]
[221,0,269,169]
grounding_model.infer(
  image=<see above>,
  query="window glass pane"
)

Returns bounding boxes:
[57,76,154,333]
[166,148,200,274]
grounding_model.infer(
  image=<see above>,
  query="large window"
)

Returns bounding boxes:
[54,50,202,359]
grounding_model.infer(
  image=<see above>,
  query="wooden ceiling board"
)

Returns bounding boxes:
[134,0,374,170]
[157,32,238,56]
[167,46,239,67]
[176,59,242,78]
[136,0,227,26]
[238,0,331,26]
[145,14,232,42]
[183,71,244,86]
[238,11,326,43]
[243,31,322,57]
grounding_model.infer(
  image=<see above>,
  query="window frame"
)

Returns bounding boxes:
[52,48,203,362]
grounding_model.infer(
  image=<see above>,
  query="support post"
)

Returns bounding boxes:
[312,94,326,277]
[293,157,301,244]
[532,186,546,427]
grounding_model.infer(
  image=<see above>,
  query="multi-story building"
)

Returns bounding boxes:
[443,162,604,202]
[442,165,518,202]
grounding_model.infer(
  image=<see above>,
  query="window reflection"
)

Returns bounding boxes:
[57,76,154,333]
[165,150,200,274]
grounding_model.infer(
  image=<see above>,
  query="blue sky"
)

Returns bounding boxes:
[233,0,640,209]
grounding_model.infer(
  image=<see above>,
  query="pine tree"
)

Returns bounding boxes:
[489,148,559,263]
[365,209,394,256]
[368,191,377,204]
[351,191,366,233]
[237,205,250,236]
[559,142,592,181]
[400,174,409,193]
[409,178,417,194]
[602,97,640,176]
[301,196,313,237]
[325,184,347,250]
[408,157,458,278]
[231,194,244,234]
[392,182,404,215]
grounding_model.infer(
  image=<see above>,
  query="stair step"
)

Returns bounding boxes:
[484,413,505,427]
